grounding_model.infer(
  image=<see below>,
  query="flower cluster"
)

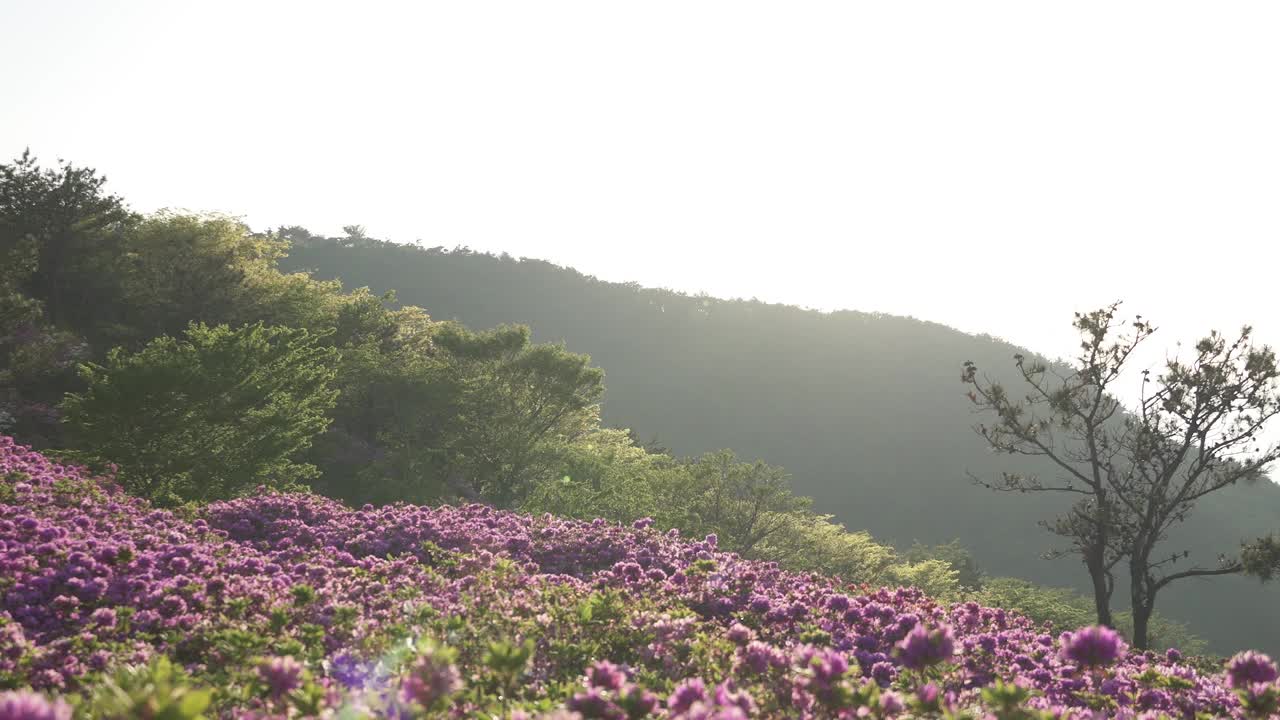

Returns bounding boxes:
[2,436,1278,718]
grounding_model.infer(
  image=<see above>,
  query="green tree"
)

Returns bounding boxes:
[0,238,87,443]
[431,323,605,507]
[61,322,338,504]
[0,150,133,329]
[963,303,1280,648]
[317,307,456,505]
[884,559,963,601]
[674,450,811,556]
[522,428,679,524]
[902,540,985,590]
[107,212,294,344]
[751,514,899,584]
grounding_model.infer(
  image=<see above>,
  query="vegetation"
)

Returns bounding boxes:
[61,322,339,505]
[0,438,1272,718]
[279,231,1280,656]
[1,148,1276,706]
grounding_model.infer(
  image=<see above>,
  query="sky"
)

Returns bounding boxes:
[2,1,1278,370]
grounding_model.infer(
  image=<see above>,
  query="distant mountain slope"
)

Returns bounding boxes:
[280,239,1280,654]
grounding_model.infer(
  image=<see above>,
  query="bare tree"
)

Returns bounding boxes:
[1113,323,1280,648]
[962,303,1280,648]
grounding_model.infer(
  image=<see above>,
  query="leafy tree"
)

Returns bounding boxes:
[107,212,294,344]
[673,450,811,556]
[0,150,133,329]
[962,303,1280,648]
[884,559,963,601]
[750,514,899,584]
[522,428,679,524]
[0,238,87,442]
[60,322,338,504]
[902,540,985,590]
[430,323,605,507]
[316,311,456,505]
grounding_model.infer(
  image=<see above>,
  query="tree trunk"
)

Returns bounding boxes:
[1131,600,1152,651]
[1084,549,1113,628]
[1129,560,1152,650]
[1090,571,1113,628]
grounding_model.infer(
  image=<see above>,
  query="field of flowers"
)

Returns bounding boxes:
[1,435,1278,719]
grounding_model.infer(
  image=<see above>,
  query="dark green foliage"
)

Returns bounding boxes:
[0,230,88,444]
[431,322,605,506]
[77,657,212,719]
[0,149,133,330]
[60,322,338,504]
[105,212,297,345]
[310,319,605,507]
[673,450,810,555]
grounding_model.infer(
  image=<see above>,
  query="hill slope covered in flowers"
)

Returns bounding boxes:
[2,436,1278,719]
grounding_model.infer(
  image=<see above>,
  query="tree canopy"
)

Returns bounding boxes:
[61,322,339,504]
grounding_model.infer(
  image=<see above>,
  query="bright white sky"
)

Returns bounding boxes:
[2,1,1278,368]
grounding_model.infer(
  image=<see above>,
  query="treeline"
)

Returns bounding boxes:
[0,151,1203,651]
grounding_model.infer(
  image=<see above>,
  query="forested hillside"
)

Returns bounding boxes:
[2,151,1276,665]
[281,235,1280,655]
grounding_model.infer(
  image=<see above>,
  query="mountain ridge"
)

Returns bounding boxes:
[278,236,1280,655]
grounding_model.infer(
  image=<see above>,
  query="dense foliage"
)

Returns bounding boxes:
[60,322,339,505]
[2,438,1277,719]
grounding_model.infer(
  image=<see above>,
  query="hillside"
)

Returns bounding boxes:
[281,238,1280,655]
[1,435,1272,718]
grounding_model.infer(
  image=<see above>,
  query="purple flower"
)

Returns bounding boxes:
[740,641,779,674]
[88,607,116,628]
[0,691,72,720]
[879,689,905,714]
[1227,651,1279,689]
[158,595,187,618]
[713,680,756,714]
[726,623,754,645]
[0,435,1272,718]
[400,652,462,708]
[566,687,621,719]
[895,624,955,670]
[668,678,708,713]
[617,684,659,717]
[916,682,941,709]
[1059,626,1125,668]
[586,660,627,691]
[871,660,897,686]
[258,656,305,698]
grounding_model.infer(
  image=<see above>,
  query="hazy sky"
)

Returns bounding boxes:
[3,1,1278,367]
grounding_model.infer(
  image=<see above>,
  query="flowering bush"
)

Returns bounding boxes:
[1,436,1278,718]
